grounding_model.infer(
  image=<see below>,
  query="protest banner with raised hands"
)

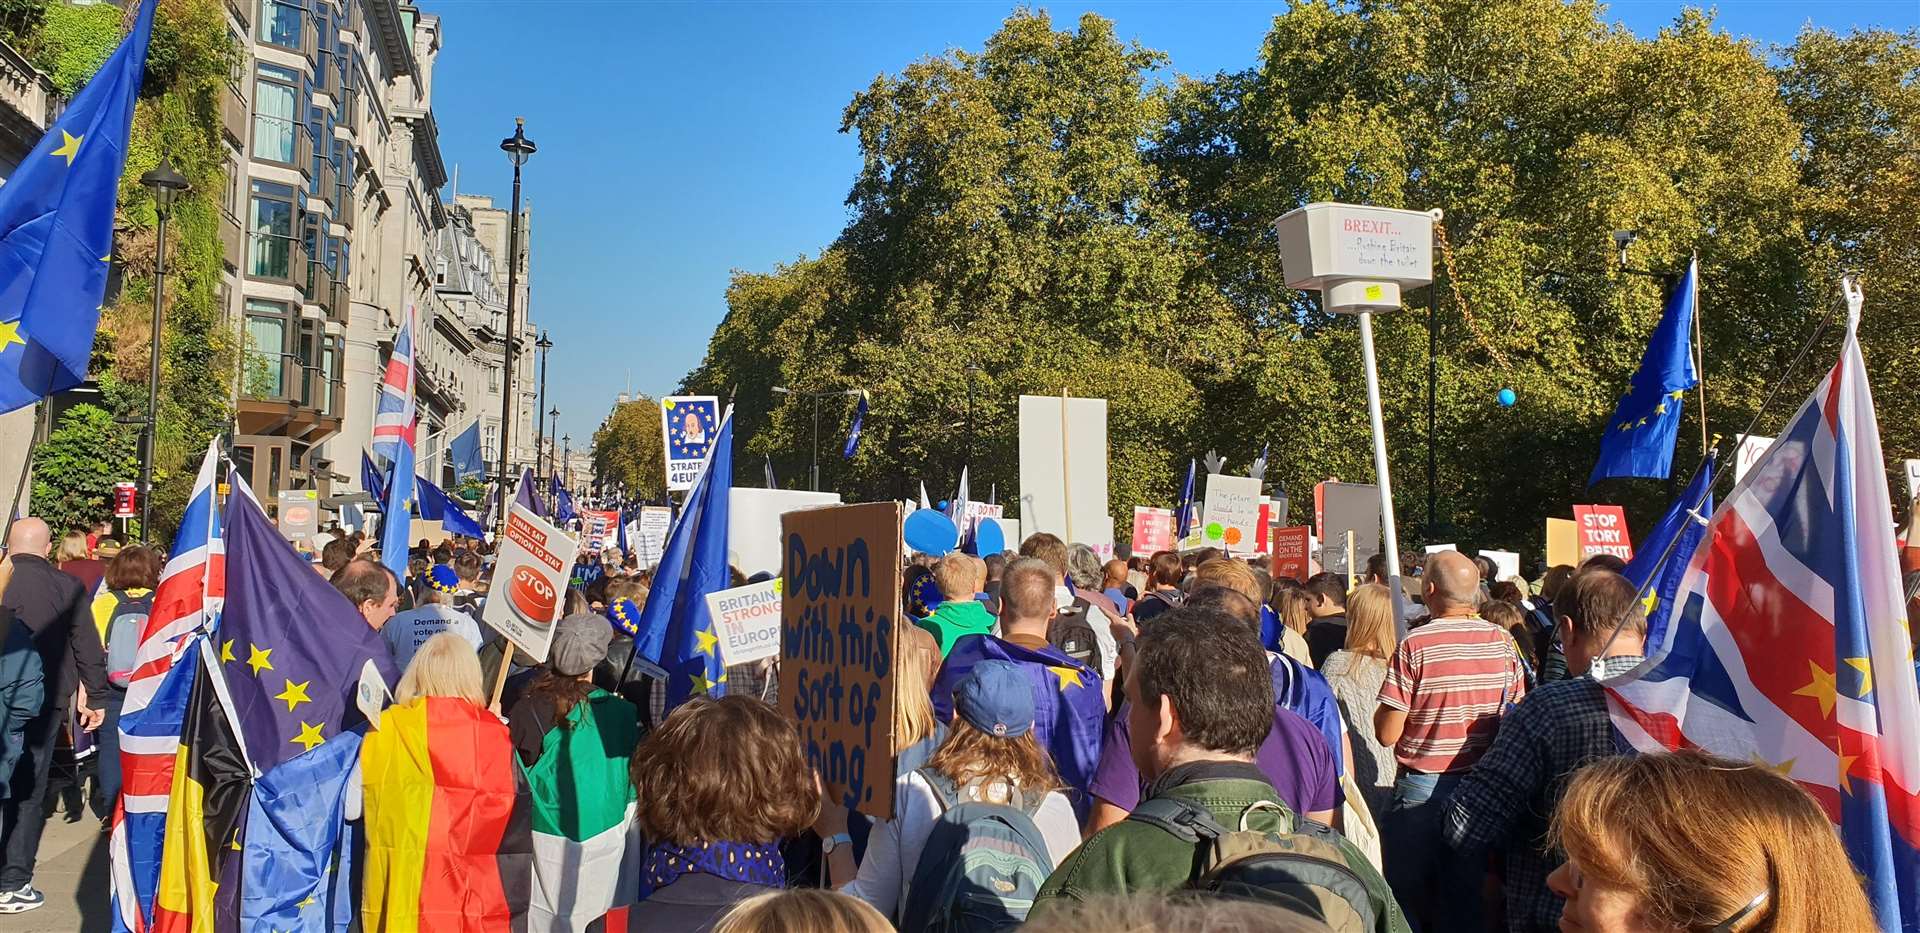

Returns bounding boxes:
[779,501,902,820]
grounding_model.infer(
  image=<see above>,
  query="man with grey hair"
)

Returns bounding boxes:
[0,518,108,912]
[930,557,1110,816]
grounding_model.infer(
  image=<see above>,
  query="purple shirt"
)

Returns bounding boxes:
[1088,703,1338,816]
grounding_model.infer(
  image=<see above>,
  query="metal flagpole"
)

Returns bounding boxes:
[1358,311,1408,639]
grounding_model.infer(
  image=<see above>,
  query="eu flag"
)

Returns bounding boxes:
[361,450,387,505]
[415,474,485,539]
[0,0,155,413]
[632,409,733,712]
[449,421,484,482]
[842,391,867,459]
[219,476,398,772]
[1589,257,1699,484]
[1175,458,1196,539]
[550,475,576,526]
[514,466,546,518]
[379,433,415,580]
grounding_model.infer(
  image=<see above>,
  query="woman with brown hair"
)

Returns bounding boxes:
[627,695,818,931]
[1548,750,1878,932]
[711,889,890,933]
[1318,582,1398,816]
[816,660,1081,926]
[87,545,161,821]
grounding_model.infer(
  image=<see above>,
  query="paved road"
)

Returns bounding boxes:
[9,810,109,932]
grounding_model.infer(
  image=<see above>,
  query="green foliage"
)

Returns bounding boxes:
[592,399,668,499]
[16,0,238,543]
[31,404,137,534]
[686,4,1920,554]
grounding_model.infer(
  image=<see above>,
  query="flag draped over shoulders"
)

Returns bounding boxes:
[526,692,640,933]
[362,696,530,933]
[931,635,1105,810]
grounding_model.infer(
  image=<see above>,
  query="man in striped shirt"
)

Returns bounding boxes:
[1373,549,1526,933]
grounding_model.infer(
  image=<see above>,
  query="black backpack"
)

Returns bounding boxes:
[1126,797,1398,933]
[1046,598,1104,672]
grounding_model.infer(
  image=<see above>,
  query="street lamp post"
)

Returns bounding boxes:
[547,406,559,485]
[533,330,552,480]
[561,434,571,491]
[772,386,863,492]
[138,158,189,545]
[494,118,536,535]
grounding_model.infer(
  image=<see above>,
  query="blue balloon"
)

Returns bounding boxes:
[937,499,950,510]
[1497,388,1517,407]
[904,509,960,556]
[968,519,1006,557]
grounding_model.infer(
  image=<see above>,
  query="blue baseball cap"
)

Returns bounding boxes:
[955,660,1034,739]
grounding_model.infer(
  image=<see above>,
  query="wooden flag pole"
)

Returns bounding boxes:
[487,646,514,712]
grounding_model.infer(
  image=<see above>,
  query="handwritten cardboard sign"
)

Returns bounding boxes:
[1572,505,1633,562]
[1270,526,1311,582]
[1200,475,1263,554]
[1131,506,1174,556]
[779,502,902,820]
[704,578,783,664]
[1734,435,1775,485]
[1904,458,1919,506]
[483,503,581,663]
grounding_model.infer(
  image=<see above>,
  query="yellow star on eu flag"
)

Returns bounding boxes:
[291,721,326,752]
[0,320,23,354]
[1669,389,1686,401]
[1655,401,1668,416]
[247,643,274,675]
[49,130,81,165]
[1843,657,1873,698]
[1047,665,1086,691]
[694,627,719,656]
[275,679,312,712]
[689,671,727,695]
[297,893,317,910]
[220,638,236,664]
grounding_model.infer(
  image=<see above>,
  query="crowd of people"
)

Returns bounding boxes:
[1,495,1916,932]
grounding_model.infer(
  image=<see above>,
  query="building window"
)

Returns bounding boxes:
[321,335,341,416]
[248,180,296,279]
[228,29,248,88]
[252,66,300,163]
[258,0,304,50]
[488,365,499,392]
[244,299,288,398]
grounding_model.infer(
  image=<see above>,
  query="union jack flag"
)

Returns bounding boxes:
[109,437,225,931]
[371,304,416,462]
[1604,281,1919,931]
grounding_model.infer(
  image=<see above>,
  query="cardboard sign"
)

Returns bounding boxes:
[483,503,581,663]
[1546,518,1578,568]
[1572,505,1633,562]
[630,506,671,566]
[1317,482,1380,575]
[276,489,319,544]
[1017,395,1111,553]
[1200,475,1263,553]
[730,488,844,576]
[780,502,901,820]
[1424,544,1457,555]
[1904,458,1919,506]
[1480,549,1520,584]
[581,509,620,551]
[1131,506,1174,556]
[1270,526,1311,582]
[660,396,721,492]
[705,578,783,664]
[1734,435,1775,485]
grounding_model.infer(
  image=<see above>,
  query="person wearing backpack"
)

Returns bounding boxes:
[88,545,160,824]
[817,660,1081,929]
[1129,551,1186,625]
[1031,609,1408,933]
[931,559,1107,820]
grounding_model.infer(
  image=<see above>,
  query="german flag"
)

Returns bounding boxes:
[361,696,529,933]
[152,648,252,933]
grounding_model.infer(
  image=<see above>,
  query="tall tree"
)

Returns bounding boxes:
[591,398,667,500]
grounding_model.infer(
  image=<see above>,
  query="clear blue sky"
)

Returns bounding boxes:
[428,1,1919,446]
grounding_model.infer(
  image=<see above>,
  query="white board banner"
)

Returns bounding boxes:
[660,395,721,492]
[728,488,842,576]
[1017,395,1111,552]
[1480,549,1520,583]
[1318,482,1380,575]
[1199,475,1262,554]
[482,503,581,663]
[629,506,671,567]
[1735,435,1775,485]
[704,578,783,664]
[1424,544,1457,555]
[1904,458,1919,506]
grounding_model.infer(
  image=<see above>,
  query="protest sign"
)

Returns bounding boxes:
[1905,459,1919,505]
[1546,518,1578,568]
[1131,506,1174,556]
[705,578,782,664]
[630,506,671,566]
[1480,549,1520,583]
[276,489,318,545]
[1734,435,1775,485]
[1316,482,1380,575]
[1573,504,1633,562]
[1200,474,1263,554]
[1270,526,1311,581]
[484,502,581,663]
[1423,544,1457,555]
[730,488,843,575]
[580,509,620,551]
[660,396,721,492]
[1017,394,1112,553]
[780,502,901,820]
